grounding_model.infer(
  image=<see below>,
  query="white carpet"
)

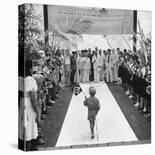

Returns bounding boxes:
[56,82,138,147]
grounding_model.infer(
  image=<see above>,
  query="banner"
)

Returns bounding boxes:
[47,5,134,35]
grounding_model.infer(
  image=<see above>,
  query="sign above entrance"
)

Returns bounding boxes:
[47,5,134,35]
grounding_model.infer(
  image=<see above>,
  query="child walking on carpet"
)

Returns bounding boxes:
[83,86,100,139]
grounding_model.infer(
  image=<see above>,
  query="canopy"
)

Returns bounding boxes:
[47,5,134,35]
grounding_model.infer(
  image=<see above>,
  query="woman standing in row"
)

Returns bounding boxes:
[19,59,40,151]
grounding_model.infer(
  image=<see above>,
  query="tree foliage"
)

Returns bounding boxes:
[47,13,94,50]
[18,4,44,60]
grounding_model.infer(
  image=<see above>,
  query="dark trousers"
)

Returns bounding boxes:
[70,69,76,84]
[90,64,94,81]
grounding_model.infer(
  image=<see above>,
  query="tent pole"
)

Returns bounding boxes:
[43,5,49,55]
[133,10,137,53]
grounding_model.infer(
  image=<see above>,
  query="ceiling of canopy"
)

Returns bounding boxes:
[47,5,134,35]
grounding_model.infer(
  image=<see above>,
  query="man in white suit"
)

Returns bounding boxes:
[106,49,114,83]
[82,52,87,83]
[92,51,100,82]
[85,53,91,83]
[102,50,107,81]
[112,49,119,82]
[98,49,104,81]
[80,51,86,83]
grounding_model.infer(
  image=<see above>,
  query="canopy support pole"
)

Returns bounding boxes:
[43,5,49,55]
[133,10,137,53]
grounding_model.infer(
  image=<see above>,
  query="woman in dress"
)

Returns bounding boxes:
[19,59,40,151]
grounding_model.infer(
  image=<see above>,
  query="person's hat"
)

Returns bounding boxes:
[89,86,96,95]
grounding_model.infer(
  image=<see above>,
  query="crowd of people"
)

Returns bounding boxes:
[18,46,151,151]
[50,46,120,86]
[18,50,63,151]
[118,48,151,120]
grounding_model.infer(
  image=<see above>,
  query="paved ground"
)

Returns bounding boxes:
[39,87,73,147]
[56,82,138,147]
[108,84,151,141]
[38,82,151,149]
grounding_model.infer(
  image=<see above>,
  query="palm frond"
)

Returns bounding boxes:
[80,20,94,24]
[65,30,83,39]
[54,14,93,35]
[45,13,94,49]
[48,24,70,42]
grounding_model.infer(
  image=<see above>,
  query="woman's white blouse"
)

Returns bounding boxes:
[25,76,38,93]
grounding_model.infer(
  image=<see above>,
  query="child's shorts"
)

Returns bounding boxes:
[88,110,96,120]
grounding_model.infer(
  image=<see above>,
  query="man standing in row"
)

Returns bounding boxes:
[70,51,77,85]
[98,49,104,81]
[64,49,71,86]
[106,49,114,83]
[84,52,91,83]
[113,49,119,82]
[88,48,94,81]
[92,50,100,82]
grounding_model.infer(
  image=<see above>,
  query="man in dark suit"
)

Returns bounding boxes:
[70,51,77,85]
[88,48,94,81]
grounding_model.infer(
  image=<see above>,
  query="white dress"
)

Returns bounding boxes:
[21,76,38,141]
